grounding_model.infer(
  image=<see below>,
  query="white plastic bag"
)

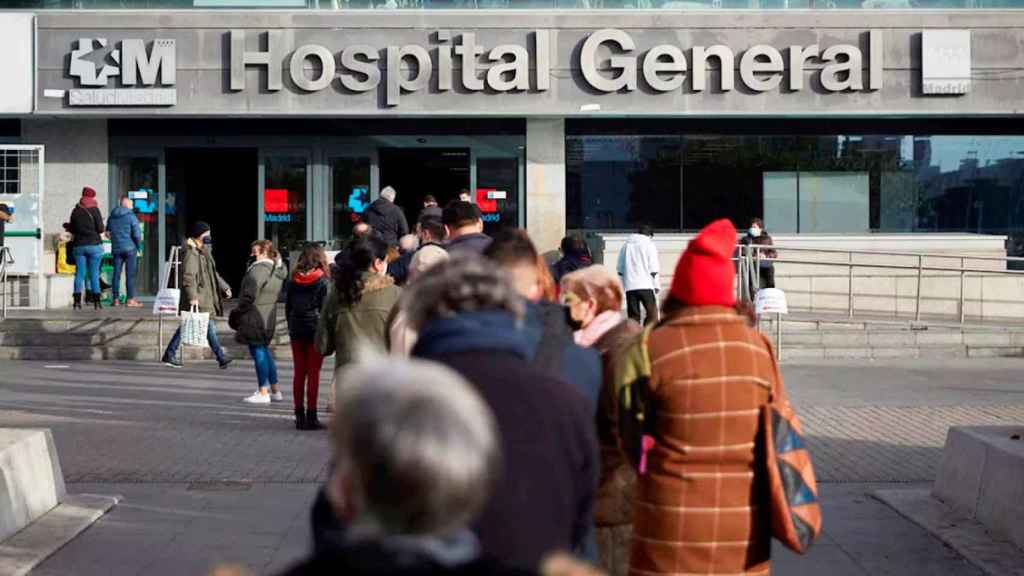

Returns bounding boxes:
[180,304,210,348]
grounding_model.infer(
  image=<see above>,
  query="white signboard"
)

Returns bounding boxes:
[0,14,34,114]
[922,30,971,95]
[755,288,789,316]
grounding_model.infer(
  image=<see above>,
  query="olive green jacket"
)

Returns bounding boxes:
[234,258,288,346]
[179,238,230,316]
[316,273,401,368]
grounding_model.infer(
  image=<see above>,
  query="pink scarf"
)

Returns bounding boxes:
[78,197,98,210]
[574,310,626,348]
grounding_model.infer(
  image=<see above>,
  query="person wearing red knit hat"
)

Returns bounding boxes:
[65,186,106,310]
[620,218,799,576]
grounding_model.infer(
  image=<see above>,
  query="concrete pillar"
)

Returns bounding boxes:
[526,118,565,257]
[21,118,109,245]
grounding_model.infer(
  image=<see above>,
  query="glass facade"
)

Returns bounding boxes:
[10,0,1024,8]
[567,122,1024,237]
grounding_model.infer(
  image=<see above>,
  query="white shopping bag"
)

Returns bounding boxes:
[180,304,210,348]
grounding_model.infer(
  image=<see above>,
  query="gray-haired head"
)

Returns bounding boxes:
[403,253,526,331]
[398,233,419,254]
[380,186,397,202]
[332,357,501,537]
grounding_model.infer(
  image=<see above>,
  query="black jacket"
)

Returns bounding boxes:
[281,530,533,576]
[364,198,409,247]
[551,254,592,284]
[285,271,330,341]
[68,204,105,247]
[411,311,598,572]
[524,302,602,407]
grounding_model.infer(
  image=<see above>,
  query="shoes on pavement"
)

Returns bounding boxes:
[218,357,233,370]
[305,409,325,430]
[270,391,284,402]
[294,408,307,430]
[125,299,143,308]
[243,391,271,404]
[161,354,182,368]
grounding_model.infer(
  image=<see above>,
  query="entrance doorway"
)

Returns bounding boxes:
[166,148,258,293]
[378,148,470,227]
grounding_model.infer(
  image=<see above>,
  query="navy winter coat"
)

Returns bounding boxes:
[107,206,142,253]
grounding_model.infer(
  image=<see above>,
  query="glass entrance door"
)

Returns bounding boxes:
[260,151,311,258]
[111,154,163,297]
[328,153,374,248]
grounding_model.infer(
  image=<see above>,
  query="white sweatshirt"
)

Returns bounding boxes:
[617,233,660,292]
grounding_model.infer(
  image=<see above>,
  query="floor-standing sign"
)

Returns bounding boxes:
[756,288,789,361]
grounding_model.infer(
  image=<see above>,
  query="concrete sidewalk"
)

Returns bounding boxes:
[3,359,1020,575]
[27,482,984,576]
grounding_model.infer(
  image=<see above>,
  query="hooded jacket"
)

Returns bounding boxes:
[617,233,660,292]
[106,205,142,254]
[363,198,409,247]
[179,238,231,316]
[412,311,598,572]
[285,268,330,341]
[316,273,402,368]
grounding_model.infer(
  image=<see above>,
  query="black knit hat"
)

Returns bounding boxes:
[190,221,211,239]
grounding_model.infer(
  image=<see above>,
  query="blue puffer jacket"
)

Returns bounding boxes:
[106,206,142,254]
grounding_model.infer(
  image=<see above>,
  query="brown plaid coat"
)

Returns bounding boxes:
[629,305,784,576]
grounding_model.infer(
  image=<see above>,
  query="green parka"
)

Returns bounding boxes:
[179,238,231,316]
[234,258,288,346]
[315,272,401,369]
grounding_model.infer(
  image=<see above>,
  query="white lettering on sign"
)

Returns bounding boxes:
[579,29,884,94]
[755,288,789,316]
[69,89,177,106]
[921,30,971,96]
[65,38,177,106]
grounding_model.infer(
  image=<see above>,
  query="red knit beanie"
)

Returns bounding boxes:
[670,218,738,307]
[81,186,97,198]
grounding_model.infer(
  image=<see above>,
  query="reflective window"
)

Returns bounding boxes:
[330,156,371,246]
[263,155,307,253]
[567,129,1024,238]
[566,135,681,230]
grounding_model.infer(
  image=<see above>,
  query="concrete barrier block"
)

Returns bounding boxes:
[933,426,1024,551]
[962,332,1013,347]
[0,429,66,543]
[966,347,1024,358]
[821,332,869,347]
[933,427,988,519]
[975,429,1024,550]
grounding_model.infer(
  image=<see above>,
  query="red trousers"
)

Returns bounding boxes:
[291,340,325,410]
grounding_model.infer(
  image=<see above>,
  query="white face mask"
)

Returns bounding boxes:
[749,227,762,238]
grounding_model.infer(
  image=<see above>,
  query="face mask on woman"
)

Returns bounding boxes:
[748,227,762,238]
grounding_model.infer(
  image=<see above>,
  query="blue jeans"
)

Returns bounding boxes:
[73,244,103,295]
[164,318,225,363]
[248,345,278,390]
[112,250,137,302]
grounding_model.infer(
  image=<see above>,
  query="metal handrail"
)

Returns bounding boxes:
[0,246,13,321]
[739,243,1024,324]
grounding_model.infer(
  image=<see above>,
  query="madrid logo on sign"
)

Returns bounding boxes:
[65,38,177,107]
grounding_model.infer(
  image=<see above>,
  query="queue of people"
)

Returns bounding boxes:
[66,187,807,575]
